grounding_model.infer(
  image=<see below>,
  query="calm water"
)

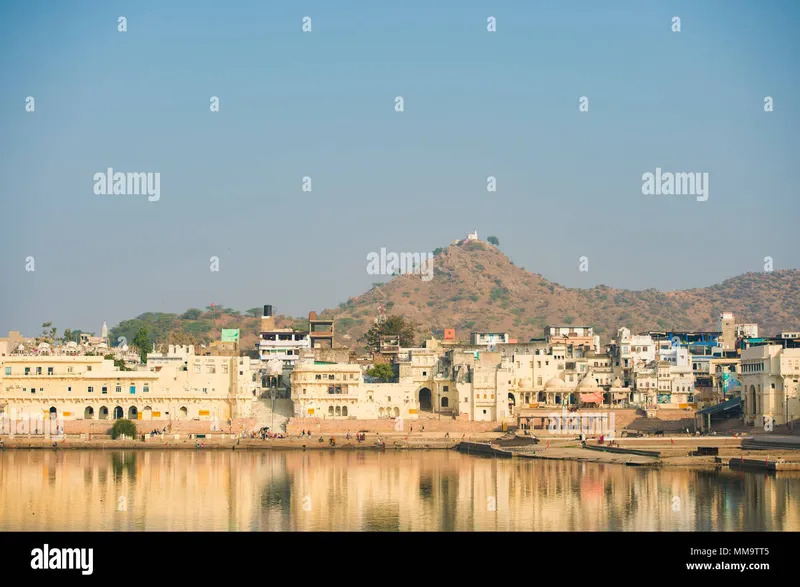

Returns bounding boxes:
[0,449,797,531]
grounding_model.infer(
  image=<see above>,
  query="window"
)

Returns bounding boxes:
[206,365,215,374]
[202,388,207,394]
[387,396,391,402]
[67,387,71,392]
[143,385,149,393]
[87,366,92,372]
[222,364,228,374]
[88,386,94,393]
[315,374,322,380]
[36,367,42,375]
[47,367,53,375]
[194,365,201,374]
[102,386,107,394]
[116,386,121,393]
[443,385,449,392]
[4,367,10,376]
[67,367,73,373]
[328,374,335,380]
[422,371,427,376]
[129,385,136,394]
[24,367,30,375]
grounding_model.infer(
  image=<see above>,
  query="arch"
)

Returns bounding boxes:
[128,406,138,420]
[748,385,757,416]
[507,392,516,414]
[569,393,575,405]
[537,392,545,403]
[49,406,57,419]
[179,406,188,420]
[342,406,348,417]
[113,406,124,420]
[99,406,109,420]
[378,407,385,417]
[335,406,341,417]
[84,406,94,420]
[143,406,152,421]
[394,407,400,418]
[328,405,334,416]
[418,388,432,411]
[441,397,449,408]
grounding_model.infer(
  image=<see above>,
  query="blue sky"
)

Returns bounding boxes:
[0,0,798,335]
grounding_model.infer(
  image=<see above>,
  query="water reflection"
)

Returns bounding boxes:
[0,450,798,531]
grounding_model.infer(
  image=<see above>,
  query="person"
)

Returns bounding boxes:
[421,425,424,433]
[301,429,305,437]
[318,436,324,443]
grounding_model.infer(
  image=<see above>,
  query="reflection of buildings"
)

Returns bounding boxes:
[2,450,799,531]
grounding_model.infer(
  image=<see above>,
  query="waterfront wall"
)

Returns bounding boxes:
[287,417,502,435]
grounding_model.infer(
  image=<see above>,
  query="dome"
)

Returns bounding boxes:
[545,376,566,390]
[579,374,599,391]
[611,377,625,388]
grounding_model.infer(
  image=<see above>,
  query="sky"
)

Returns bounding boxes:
[0,0,798,336]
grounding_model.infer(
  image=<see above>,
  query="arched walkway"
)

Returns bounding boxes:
[128,406,138,420]
[99,406,109,420]
[342,406,348,417]
[179,406,188,420]
[49,407,57,420]
[143,406,152,420]
[113,406,124,420]
[393,407,400,418]
[418,388,432,411]
[84,406,94,420]
[508,393,516,415]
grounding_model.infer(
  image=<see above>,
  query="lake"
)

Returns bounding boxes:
[1,449,797,531]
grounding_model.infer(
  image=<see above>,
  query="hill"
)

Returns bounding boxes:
[106,240,800,351]
[319,239,800,345]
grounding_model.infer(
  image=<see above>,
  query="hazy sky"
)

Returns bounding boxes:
[1,0,797,336]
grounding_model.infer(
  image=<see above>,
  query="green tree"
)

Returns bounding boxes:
[104,354,131,371]
[246,307,262,318]
[487,236,500,247]
[40,321,57,342]
[360,315,419,352]
[132,328,151,363]
[180,308,203,320]
[111,419,137,440]
[367,363,395,382]
[62,328,73,343]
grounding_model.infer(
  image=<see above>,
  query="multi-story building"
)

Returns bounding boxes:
[0,345,258,424]
[740,345,800,427]
[257,305,311,368]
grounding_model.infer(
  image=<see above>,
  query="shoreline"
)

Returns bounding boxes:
[3,433,799,471]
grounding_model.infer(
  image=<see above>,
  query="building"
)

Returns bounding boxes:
[740,345,800,427]
[308,311,334,349]
[0,345,259,425]
[470,332,509,346]
[257,305,311,368]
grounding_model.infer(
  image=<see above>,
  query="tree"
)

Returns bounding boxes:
[132,328,151,363]
[40,322,57,343]
[62,328,73,343]
[246,307,262,318]
[367,363,395,382]
[487,236,500,247]
[180,308,203,320]
[104,354,130,371]
[360,315,419,352]
[111,419,137,440]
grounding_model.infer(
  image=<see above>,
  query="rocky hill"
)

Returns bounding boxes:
[320,239,800,345]
[106,239,800,351]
